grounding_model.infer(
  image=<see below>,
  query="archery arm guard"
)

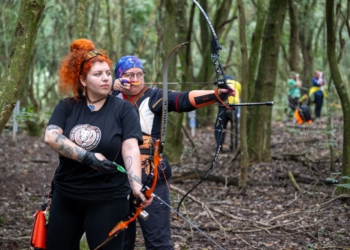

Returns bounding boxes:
[188,90,216,108]
[188,90,226,109]
[175,90,227,112]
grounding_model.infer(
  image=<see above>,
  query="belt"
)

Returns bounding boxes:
[140,148,154,155]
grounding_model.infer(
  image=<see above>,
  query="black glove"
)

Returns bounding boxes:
[82,151,115,173]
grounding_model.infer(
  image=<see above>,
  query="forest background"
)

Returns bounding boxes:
[0,0,350,249]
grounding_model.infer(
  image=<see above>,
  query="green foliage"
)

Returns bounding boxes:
[326,173,350,190]
[13,107,40,123]
[326,177,339,184]
[337,176,350,190]
[0,1,21,77]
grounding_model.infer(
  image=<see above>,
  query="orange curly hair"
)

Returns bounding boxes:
[58,38,112,100]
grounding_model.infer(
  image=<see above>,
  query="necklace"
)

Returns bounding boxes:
[86,95,107,111]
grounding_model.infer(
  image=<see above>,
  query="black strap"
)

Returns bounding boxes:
[41,149,52,208]
[140,148,154,155]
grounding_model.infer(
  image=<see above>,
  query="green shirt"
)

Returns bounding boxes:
[288,79,301,98]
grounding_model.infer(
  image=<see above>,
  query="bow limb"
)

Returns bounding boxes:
[192,0,228,90]
[143,40,188,196]
[93,207,142,250]
[94,161,156,250]
[160,42,189,152]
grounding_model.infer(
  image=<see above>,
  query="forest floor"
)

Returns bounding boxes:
[0,117,349,250]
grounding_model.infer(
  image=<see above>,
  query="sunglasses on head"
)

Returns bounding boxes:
[80,49,109,75]
[84,49,109,60]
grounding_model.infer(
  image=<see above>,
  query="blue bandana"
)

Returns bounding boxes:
[114,56,144,78]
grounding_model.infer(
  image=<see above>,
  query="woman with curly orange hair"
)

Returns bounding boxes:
[44,38,150,250]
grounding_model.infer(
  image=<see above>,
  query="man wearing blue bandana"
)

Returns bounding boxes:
[112,55,235,250]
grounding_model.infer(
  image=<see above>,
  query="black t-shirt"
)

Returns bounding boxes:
[47,96,142,202]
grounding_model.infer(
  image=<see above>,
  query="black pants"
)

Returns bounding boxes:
[123,181,173,250]
[288,96,299,111]
[46,191,129,250]
[215,107,239,150]
[314,94,323,118]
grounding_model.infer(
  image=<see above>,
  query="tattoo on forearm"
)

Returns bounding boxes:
[57,143,73,157]
[75,146,86,162]
[131,174,141,184]
[125,156,138,186]
[55,134,66,143]
[52,131,73,157]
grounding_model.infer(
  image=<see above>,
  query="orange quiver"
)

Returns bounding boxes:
[30,207,47,250]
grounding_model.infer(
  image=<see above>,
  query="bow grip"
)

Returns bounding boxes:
[215,79,229,90]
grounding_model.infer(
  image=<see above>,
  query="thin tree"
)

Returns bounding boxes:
[326,0,350,193]
[288,0,301,72]
[162,0,184,163]
[75,0,86,38]
[0,0,45,135]
[246,0,267,148]
[237,0,249,191]
[248,0,287,162]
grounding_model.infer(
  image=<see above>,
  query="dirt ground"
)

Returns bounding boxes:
[0,118,349,250]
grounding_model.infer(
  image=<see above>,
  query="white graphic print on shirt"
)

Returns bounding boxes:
[69,124,101,150]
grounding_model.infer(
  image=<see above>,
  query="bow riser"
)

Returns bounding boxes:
[144,139,161,198]
[212,54,228,89]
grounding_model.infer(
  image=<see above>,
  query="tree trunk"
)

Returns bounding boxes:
[248,0,287,162]
[105,0,117,61]
[247,0,268,142]
[116,0,125,56]
[237,0,249,191]
[0,0,45,135]
[247,0,267,102]
[75,0,86,39]
[288,0,300,72]
[162,0,183,163]
[326,0,350,194]
[299,0,317,89]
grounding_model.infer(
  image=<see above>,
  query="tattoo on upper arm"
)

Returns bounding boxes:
[124,156,132,171]
[125,156,141,185]
[75,146,86,162]
[47,125,60,131]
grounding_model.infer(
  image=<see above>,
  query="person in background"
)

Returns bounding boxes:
[111,55,235,250]
[310,70,326,120]
[294,94,313,125]
[287,71,302,117]
[214,75,241,151]
[44,39,150,250]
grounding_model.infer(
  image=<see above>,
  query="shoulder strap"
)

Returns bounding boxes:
[130,86,150,106]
